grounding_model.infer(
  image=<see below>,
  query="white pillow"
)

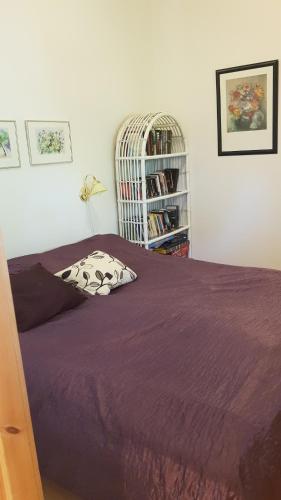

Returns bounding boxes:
[55,250,137,296]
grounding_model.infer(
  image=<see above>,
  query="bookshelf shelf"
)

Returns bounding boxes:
[148,225,190,245]
[116,152,188,161]
[126,226,190,246]
[118,189,189,204]
[115,112,191,252]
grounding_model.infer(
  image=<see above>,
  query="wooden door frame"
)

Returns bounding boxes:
[0,234,43,499]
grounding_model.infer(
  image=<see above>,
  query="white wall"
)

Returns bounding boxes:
[0,0,148,258]
[147,0,281,269]
[3,0,281,269]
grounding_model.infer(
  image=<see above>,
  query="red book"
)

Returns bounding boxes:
[170,242,189,257]
[120,182,131,200]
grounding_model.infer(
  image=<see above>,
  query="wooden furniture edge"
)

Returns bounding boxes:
[0,234,43,499]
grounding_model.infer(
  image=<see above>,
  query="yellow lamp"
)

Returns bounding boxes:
[80,175,107,202]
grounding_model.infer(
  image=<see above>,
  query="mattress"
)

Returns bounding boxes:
[8,234,281,499]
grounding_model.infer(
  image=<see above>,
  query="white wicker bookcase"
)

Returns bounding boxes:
[115,112,190,251]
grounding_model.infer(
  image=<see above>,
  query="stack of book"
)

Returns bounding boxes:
[120,180,142,200]
[146,129,172,156]
[147,205,179,239]
[146,168,179,198]
[146,172,168,198]
[120,168,179,200]
[152,233,189,257]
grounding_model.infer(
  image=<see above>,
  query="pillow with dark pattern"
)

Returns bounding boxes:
[55,250,137,296]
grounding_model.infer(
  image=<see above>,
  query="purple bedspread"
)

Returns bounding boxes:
[8,234,281,500]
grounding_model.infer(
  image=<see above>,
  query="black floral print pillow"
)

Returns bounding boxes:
[55,250,137,296]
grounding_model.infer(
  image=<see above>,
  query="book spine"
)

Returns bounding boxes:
[155,129,162,155]
[120,182,131,200]
[167,130,172,154]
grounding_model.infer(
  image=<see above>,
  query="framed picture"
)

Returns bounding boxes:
[0,121,20,169]
[25,120,73,165]
[216,60,278,155]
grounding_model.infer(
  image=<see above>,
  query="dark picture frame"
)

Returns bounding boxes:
[216,60,278,155]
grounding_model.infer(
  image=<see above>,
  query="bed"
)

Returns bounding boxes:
[8,234,281,500]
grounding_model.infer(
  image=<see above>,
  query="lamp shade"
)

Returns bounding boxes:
[80,175,107,201]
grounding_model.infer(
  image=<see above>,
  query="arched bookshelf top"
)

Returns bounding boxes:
[115,112,186,159]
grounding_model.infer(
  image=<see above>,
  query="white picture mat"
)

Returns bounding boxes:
[26,121,73,165]
[220,66,273,152]
[0,121,20,169]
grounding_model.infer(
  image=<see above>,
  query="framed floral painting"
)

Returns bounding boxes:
[216,60,278,155]
[25,120,73,165]
[0,121,20,169]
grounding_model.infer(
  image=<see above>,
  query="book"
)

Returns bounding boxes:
[147,212,168,238]
[155,129,162,155]
[161,130,167,154]
[120,180,142,200]
[146,170,171,198]
[170,242,189,257]
[157,171,168,195]
[151,210,165,233]
[135,218,144,240]
[120,182,131,200]
[157,208,172,231]
[158,232,187,248]
[147,206,181,239]
[166,205,179,228]
[146,175,158,198]
[146,130,157,155]
[134,181,142,200]
[147,213,158,237]
[166,130,172,154]
[153,234,189,257]
[150,174,162,196]
[151,130,156,155]
[149,234,175,249]
[164,168,179,193]
[146,128,173,156]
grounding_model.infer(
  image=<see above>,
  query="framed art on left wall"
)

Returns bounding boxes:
[0,121,21,169]
[25,120,73,165]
